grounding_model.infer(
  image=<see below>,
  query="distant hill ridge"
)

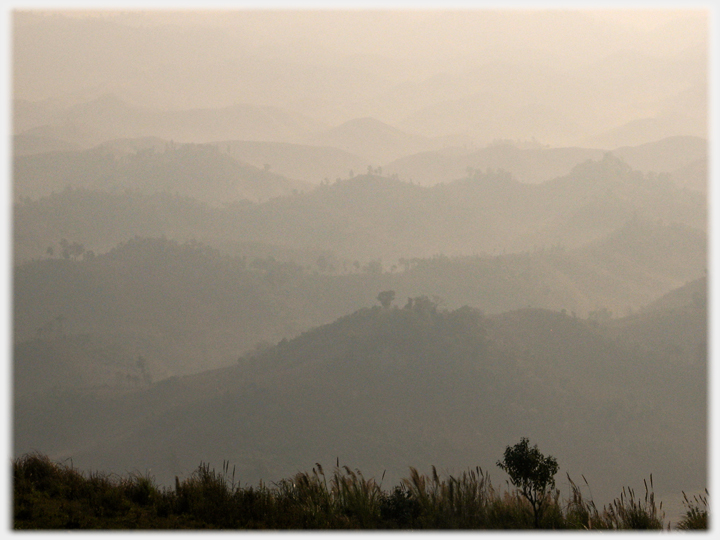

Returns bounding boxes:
[15,93,327,147]
[384,135,706,186]
[13,140,312,204]
[14,153,706,264]
[292,116,437,164]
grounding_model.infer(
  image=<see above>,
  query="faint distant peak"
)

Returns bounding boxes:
[612,135,707,153]
[67,93,135,115]
[332,117,420,137]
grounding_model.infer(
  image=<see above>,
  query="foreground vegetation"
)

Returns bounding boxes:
[13,452,707,530]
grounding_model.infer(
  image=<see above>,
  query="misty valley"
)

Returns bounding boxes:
[11,9,708,530]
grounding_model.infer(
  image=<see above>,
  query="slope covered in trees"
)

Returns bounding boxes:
[14,283,706,516]
[14,214,705,387]
[14,153,705,265]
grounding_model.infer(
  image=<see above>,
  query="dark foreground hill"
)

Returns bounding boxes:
[14,281,706,515]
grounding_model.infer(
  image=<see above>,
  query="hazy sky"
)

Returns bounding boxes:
[9,6,709,149]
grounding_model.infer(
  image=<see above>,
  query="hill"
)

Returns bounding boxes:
[209,140,371,184]
[13,97,68,134]
[13,141,312,204]
[639,276,706,314]
[13,134,83,156]
[668,158,707,194]
[13,237,337,380]
[392,219,706,318]
[383,136,707,187]
[292,117,436,165]
[384,144,606,185]
[17,94,327,148]
[609,136,707,175]
[14,153,706,266]
[14,216,705,391]
[230,154,704,261]
[14,287,706,513]
[583,112,707,150]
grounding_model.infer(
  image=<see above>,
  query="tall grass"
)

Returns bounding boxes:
[677,489,709,530]
[12,453,706,530]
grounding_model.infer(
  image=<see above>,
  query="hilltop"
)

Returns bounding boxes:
[384,136,707,187]
[384,144,605,186]
[292,117,437,165]
[209,140,371,184]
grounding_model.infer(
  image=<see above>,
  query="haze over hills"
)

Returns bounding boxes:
[14,217,705,389]
[13,133,83,156]
[384,135,707,187]
[14,94,328,148]
[608,135,707,176]
[290,117,438,165]
[11,9,709,530]
[13,139,312,205]
[209,140,371,185]
[385,144,607,186]
[13,10,707,148]
[14,153,705,267]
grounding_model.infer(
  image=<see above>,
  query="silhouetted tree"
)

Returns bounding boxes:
[497,438,559,528]
[377,290,395,309]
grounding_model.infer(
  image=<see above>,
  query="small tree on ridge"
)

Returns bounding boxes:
[377,290,395,309]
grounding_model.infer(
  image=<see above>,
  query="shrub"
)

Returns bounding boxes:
[677,490,708,530]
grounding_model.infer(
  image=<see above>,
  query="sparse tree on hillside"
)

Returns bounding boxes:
[377,290,395,309]
[363,260,383,275]
[58,239,85,260]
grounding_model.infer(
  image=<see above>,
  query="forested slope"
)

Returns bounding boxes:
[14,283,706,513]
